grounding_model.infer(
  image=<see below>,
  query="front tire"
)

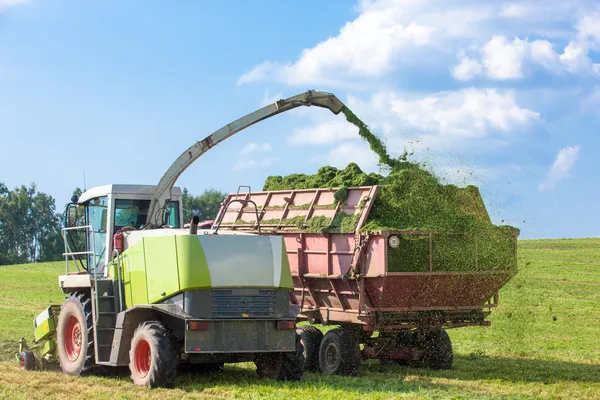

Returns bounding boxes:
[128,321,180,387]
[56,292,95,376]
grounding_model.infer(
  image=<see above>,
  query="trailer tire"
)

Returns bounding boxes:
[417,328,453,370]
[56,292,95,376]
[378,330,415,366]
[129,321,180,387]
[297,325,323,371]
[319,328,361,376]
[255,334,304,381]
[18,351,36,371]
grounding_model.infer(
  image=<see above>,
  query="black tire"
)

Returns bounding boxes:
[417,328,453,370]
[56,292,95,376]
[255,334,304,381]
[379,330,415,366]
[319,328,361,376]
[128,321,180,387]
[297,325,323,371]
[18,351,36,371]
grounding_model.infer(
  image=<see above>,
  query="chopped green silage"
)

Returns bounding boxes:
[261,105,518,272]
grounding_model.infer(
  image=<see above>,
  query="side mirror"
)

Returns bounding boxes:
[67,204,79,227]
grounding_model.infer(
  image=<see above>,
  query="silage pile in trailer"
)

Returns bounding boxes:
[262,106,519,272]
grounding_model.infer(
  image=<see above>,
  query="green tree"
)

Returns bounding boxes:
[182,189,227,223]
[0,182,63,265]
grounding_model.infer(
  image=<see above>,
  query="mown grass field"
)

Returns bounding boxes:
[0,238,599,399]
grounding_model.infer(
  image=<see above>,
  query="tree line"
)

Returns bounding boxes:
[0,182,226,266]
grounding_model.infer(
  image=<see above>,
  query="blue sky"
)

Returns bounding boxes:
[0,0,598,239]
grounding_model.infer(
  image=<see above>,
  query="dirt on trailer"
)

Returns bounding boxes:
[262,105,518,272]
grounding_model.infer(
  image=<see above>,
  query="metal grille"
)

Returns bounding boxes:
[211,289,276,318]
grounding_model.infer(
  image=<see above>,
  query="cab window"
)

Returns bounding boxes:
[164,201,180,228]
[114,199,180,230]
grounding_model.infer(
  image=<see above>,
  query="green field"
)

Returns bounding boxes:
[1,239,599,399]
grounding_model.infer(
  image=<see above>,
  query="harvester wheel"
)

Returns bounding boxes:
[297,325,323,371]
[417,328,453,370]
[128,321,179,387]
[56,292,95,376]
[255,334,304,381]
[318,328,361,376]
[18,351,36,371]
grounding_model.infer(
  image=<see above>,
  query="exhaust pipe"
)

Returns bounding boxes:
[189,216,200,234]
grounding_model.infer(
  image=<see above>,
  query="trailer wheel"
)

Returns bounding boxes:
[319,328,361,376]
[417,328,453,370]
[378,330,415,366]
[255,334,304,381]
[18,351,36,371]
[297,325,323,371]
[128,321,180,387]
[56,292,95,376]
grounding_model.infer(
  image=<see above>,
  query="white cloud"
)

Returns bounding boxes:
[481,36,529,80]
[0,0,27,10]
[326,142,379,170]
[530,40,559,69]
[499,4,527,19]
[453,35,599,81]
[451,50,483,81]
[234,142,275,170]
[577,9,600,43]
[386,88,540,138]
[559,41,600,74]
[240,142,271,154]
[237,0,503,86]
[240,1,600,85]
[233,157,277,171]
[538,146,581,190]
[238,61,277,85]
[288,121,359,145]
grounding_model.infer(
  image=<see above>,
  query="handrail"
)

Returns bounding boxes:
[112,249,124,313]
[62,225,94,275]
[214,199,262,235]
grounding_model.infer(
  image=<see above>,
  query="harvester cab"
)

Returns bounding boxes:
[17,90,347,387]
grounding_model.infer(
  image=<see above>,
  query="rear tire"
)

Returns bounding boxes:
[319,328,361,376]
[417,328,453,370]
[18,351,36,371]
[255,334,304,381]
[297,325,323,371]
[56,292,95,376]
[378,330,416,366]
[128,321,180,387]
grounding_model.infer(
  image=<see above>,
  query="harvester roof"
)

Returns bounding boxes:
[78,184,183,204]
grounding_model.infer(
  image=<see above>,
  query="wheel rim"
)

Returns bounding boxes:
[134,339,151,377]
[19,354,25,370]
[64,315,82,361]
[324,342,339,370]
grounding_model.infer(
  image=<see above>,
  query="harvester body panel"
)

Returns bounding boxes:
[116,231,293,307]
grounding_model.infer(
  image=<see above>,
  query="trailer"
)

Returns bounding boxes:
[213,185,519,375]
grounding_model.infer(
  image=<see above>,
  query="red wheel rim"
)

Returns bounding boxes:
[19,354,25,370]
[64,315,82,361]
[134,339,151,377]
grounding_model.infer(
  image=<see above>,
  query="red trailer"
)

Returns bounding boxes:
[213,185,519,375]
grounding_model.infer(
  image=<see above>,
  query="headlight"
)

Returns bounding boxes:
[388,235,400,248]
